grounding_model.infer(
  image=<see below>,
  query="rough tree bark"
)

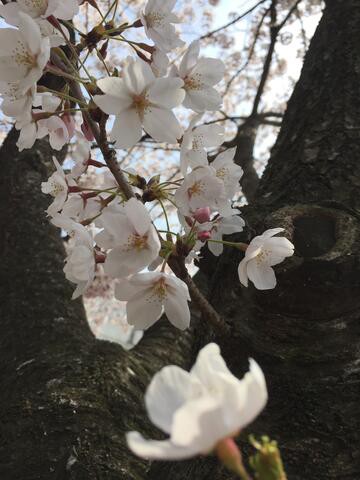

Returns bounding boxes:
[1,1,360,479]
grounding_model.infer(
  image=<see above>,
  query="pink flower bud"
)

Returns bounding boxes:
[197,230,212,241]
[216,438,248,477]
[193,207,211,224]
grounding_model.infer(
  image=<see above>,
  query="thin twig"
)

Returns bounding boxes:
[200,0,267,40]
[224,5,270,95]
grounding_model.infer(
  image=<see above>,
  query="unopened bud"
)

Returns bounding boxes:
[197,230,211,241]
[193,207,211,224]
[216,438,251,480]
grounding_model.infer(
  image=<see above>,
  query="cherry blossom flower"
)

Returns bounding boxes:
[41,157,70,216]
[0,13,50,93]
[95,198,161,278]
[37,115,71,151]
[180,115,224,174]
[51,214,95,299]
[238,228,295,290]
[126,343,267,460]
[211,148,243,199]
[0,82,35,125]
[140,0,184,52]
[0,0,79,24]
[0,0,78,46]
[172,40,225,112]
[175,166,231,217]
[13,92,70,151]
[94,57,185,148]
[115,271,191,330]
[62,195,102,223]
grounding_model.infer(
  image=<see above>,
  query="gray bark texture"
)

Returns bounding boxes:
[1,0,360,479]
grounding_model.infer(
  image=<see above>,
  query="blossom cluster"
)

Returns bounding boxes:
[0,0,294,472]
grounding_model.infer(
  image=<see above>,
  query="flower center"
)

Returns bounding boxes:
[187,180,204,199]
[216,167,228,180]
[49,180,65,197]
[184,74,203,91]
[145,12,166,28]
[152,278,167,301]
[256,249,270,265]
[13,41,37,69]
[127,233,148,251]
[132,94,151,118]
[192,135,204,151]
[20,0,48,15]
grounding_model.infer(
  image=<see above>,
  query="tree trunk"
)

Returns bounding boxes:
[1,1,360,479]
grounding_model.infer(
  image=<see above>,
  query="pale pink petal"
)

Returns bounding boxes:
[124,198,151,236]
[146,366,202,433]
[192,58,225,86]
[110,110,142,149]
[147,77,185,108]
[115,278,148,301]
[247,261,276,290]
[18,12,41,54]
[143,107,182,144]
[163,292,190,330]
[126,290,163,329]
[238,258,249,287]
[126,432,197,460]
[179,40,200,77]
[184,86,222,112]
[124,58,154,95]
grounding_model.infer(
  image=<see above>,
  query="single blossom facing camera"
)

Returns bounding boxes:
[238,228,295,290]
[115,271,191,330]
